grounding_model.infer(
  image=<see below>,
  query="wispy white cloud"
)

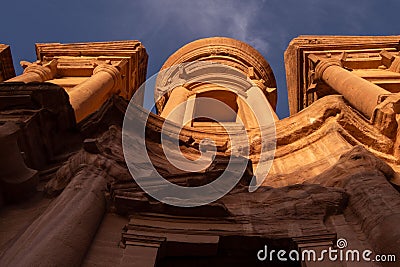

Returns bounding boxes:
[129,0,271,54]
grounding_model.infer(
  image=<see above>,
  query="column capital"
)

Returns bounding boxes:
[314,57,342,81]
[93,64,122,92]
[23,59,58,81]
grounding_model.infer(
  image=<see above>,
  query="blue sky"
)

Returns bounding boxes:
[1,0,399,118]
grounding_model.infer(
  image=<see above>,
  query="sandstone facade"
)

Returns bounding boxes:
[0,36,399,267]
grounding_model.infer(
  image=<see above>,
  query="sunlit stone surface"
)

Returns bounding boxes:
[0,36,400,266]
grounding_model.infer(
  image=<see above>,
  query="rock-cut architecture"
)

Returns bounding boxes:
[0,36,399,267]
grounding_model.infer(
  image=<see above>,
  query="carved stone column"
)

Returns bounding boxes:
[245,85,279,124]
[6,60,57,83]
[311,56,390,118]
[183,94,196,125]
[0,166,106,266]
[160,86,191,125]
[68,64,122,122]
